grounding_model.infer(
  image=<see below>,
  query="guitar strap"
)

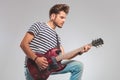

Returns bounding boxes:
[56,34,61,55]
[56,34,60,49]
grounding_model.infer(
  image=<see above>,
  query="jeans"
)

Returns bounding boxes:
[25,60,83,80]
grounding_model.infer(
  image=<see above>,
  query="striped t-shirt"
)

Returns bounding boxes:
[28,22,61,54]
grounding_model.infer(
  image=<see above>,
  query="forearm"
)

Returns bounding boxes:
[20,43,37,61]
[59,46,80,60]
[64,48,81,59]
[63,45,91,59]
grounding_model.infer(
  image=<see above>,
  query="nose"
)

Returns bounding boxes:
[63,19,66,22]
[62,19,65,24]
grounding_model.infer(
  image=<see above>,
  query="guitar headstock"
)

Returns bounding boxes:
[92,38,104,47]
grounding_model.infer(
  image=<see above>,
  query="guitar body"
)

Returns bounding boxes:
[26,48,66,80]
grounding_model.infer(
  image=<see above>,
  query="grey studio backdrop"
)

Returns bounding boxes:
[0,0,120,80]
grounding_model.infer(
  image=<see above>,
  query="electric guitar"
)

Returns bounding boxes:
[26,38,104,80]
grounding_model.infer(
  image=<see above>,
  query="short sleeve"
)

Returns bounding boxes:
[27,22,41,36]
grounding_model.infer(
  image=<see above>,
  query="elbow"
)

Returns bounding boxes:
[20,41,29,50]
[20,43,22,48]
[20,41,24,49]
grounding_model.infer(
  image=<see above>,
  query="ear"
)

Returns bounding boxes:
[50,13,56,20]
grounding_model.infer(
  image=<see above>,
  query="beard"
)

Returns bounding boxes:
[53,21,64,28]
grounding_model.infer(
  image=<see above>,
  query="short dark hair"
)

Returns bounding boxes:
[49,4,69,17]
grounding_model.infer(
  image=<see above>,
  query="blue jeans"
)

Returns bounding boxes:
[25,60,83,80]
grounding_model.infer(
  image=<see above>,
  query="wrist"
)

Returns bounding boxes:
[34,56,38,62]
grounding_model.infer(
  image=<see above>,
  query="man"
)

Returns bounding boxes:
[20,4,91,80]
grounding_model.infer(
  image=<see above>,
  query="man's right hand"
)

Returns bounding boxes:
[35,57,48,70]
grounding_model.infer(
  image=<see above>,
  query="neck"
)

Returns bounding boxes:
[47,20,56,30]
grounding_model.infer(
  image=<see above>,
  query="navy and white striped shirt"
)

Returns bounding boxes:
[28,22,61,54]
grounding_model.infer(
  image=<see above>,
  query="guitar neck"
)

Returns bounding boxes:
[55,43,92,62]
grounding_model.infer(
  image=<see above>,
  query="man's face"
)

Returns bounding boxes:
[53,11,67,28]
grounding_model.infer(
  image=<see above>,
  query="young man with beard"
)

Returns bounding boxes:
[20,4,91,80]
